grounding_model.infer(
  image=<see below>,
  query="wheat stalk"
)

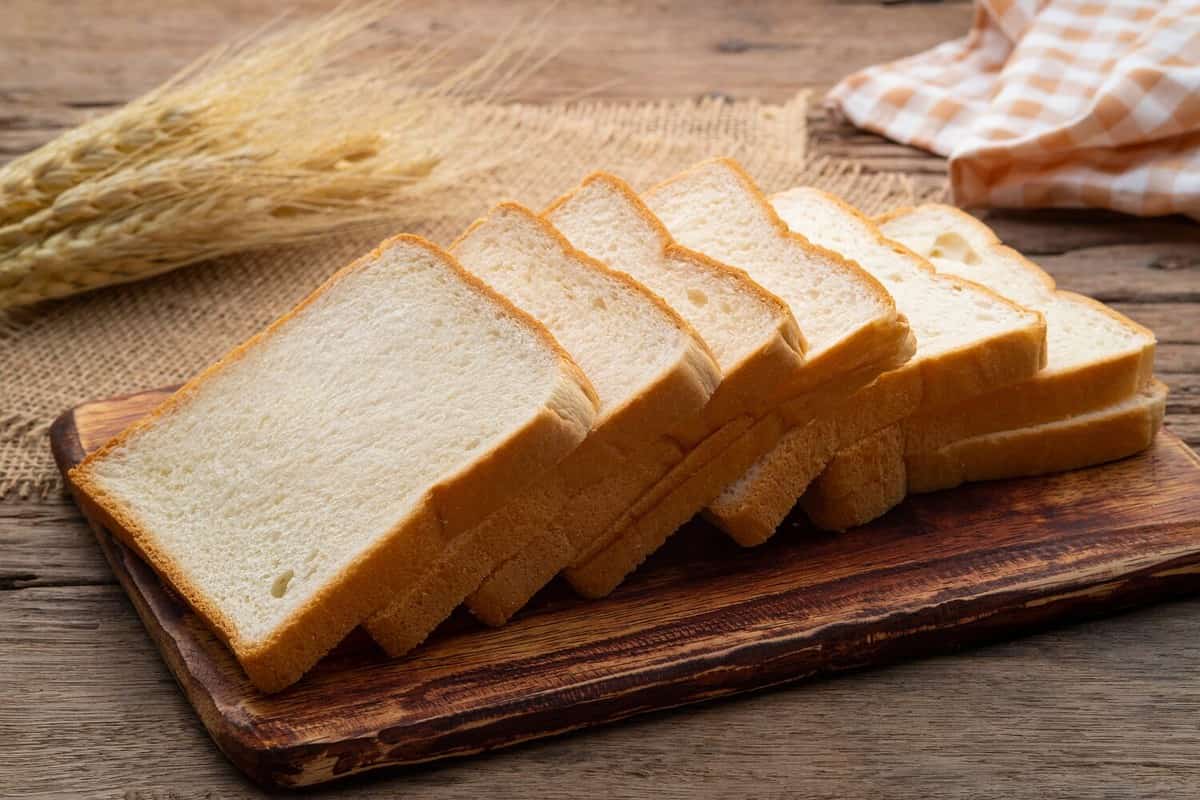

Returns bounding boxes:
[0,2,547,308]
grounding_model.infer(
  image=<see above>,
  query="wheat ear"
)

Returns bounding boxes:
[0,3,544,308]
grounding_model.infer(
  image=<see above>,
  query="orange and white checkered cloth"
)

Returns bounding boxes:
[828,0,1200,220]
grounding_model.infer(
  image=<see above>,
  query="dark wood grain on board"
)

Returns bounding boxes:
[50,387,1200,789]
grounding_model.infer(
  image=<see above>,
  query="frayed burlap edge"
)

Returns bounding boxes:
[1,92,938,501]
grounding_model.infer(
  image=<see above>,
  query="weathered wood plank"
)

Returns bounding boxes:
[4,583,1200,799]
[0,502,112,589]
[1164,372,1199,410]
[0,584,249,797]
[1168,417,1200,446]
[1033,243,1200,303]
[976,210,1200,256]
[1110,303,1200,344]
[0,0,975,162]
[0,1,973,109]
[1159,346,1200,377]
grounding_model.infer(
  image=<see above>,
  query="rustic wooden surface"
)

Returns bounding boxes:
[3,1,1199,798]
[48,389,1200,790]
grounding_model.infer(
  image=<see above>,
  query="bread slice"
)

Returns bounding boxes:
[463,174,805,626]
[704,188,1047,544]
[547,173,808,427]
[807,379,1167,529]
[364,203,720,651]
[801,204,1158,529]
[69,235,598,692]
[907,379,1167,492]
[799,425,907,531]
[563,158,916,598]
[878,204,1157,452]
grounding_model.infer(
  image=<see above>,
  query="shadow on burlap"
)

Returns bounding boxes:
[1,92,933,500]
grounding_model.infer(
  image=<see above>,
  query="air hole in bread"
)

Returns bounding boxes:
[930,233,982,265]
[687,288,708,307]
[271,570,294,599]
[338,147,378,164]
[592,296,608,311]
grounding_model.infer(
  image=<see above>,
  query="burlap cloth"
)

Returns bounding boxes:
[1,92,930,501]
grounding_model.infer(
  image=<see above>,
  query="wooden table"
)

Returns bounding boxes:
[3,2,1198,797]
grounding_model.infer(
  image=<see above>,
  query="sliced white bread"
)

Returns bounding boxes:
[70,235,598,692]
[800,424,907,532]
[465,174,805,626]
[704,188,1047,544]
[878,204,1157,452]
[548,173,808,427]
[907,379,1167,492]
[807,379,1167,529]
[802,205,1158,529]
[563,158,916,598]
[364,203,721,651]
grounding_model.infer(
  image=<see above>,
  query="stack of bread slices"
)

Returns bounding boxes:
[69,158,1163,692]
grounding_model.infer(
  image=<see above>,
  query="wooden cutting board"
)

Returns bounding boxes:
[52,387,1200,790]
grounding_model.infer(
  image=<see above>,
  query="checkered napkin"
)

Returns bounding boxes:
[828,0,1200,220]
